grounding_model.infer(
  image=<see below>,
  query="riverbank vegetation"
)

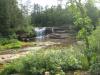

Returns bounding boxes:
[0,46,89,75]
[1,26,100,74]
[0,0,100,75]
[0,38,34,52]
[0,0,100,38]
[0,32,100,75]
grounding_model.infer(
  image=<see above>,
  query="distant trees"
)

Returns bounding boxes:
[85,0,100,29]
[69,0,94,49]
[0,0,100,38]
[0,0,20,36]
[31,5,74,27]
[0,0,32,38]
[31,0,100,28]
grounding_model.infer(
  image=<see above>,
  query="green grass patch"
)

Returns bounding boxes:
[0,38,34,51]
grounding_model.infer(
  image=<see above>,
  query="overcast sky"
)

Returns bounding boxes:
[18,0,100,8]
[21,0,58,5]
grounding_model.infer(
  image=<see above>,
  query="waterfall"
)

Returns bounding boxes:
[34,27,46,41]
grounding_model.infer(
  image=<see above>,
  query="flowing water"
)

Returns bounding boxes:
[0,27,77,74]
[34,27,76,44]
[34,27,46,41]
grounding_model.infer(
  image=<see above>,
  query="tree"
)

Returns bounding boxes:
[0,0,10,36]
[0,0,23,37]
[69,0,93,48]
[31,4,74,27]
[0,0,33,38]
[85,0,100,29]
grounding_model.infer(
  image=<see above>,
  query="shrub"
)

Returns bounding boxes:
[0,38,19,45]
[4,42,22,49]
[88,26,100,74]
[89,26,100,53]
[0,64,17,75]
[90,62,100,75]
[0,38,34,51]
[0,38,9,45]
[0,38,22,50]
[88,26,100,55]
[0,46,89,75]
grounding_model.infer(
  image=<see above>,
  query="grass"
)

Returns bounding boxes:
[0,46,89,75]
[1,25,100,75]
[0,38,34,52]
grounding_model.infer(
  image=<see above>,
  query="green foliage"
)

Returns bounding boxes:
[73,10,93,41]
[0,38,9,45]
[90,63,100,75]
[0,38,20,45]
[85,0,100,28]
[70,1,94,49]
[70,1,100,73]
[74,16,93,32]
[0,64,18,75]
[8,33,17,39]
[0,0,33,37]
[55,67,65,75]
[89,26,100,53]
[31,5,74,27]
[0,38,35,51]
[0,47,89,75]
[0,38,22,50]
[88,26,100,61]
[31,0,100,27]
[4,42,22,49]
[88,26,100,74]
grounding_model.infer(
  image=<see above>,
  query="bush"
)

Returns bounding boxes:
[0,38,22,50]
[89,26,100,53]
[0,38,19,45]
[0,38,34,51]
[88,26,100,58]
[4,42,22,49]
[90,62,100,75]
[0,38,9,45]
[88,26,100,74]
[0,64,17,75]
[0,47,89,75]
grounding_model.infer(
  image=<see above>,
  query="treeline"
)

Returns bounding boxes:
[0,0,100,38]
[0,0,32,38]
[31,0,100,27]
[31,5,74,27]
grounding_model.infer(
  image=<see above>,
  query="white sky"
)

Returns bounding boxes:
[18,0,100,9]
[20,0,66,7]
[29,0,58,6]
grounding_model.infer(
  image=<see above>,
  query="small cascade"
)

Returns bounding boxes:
[34,27,46,41]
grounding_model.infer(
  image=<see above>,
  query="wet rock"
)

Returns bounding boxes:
[1,57,5,59]
[45,71,50,75]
